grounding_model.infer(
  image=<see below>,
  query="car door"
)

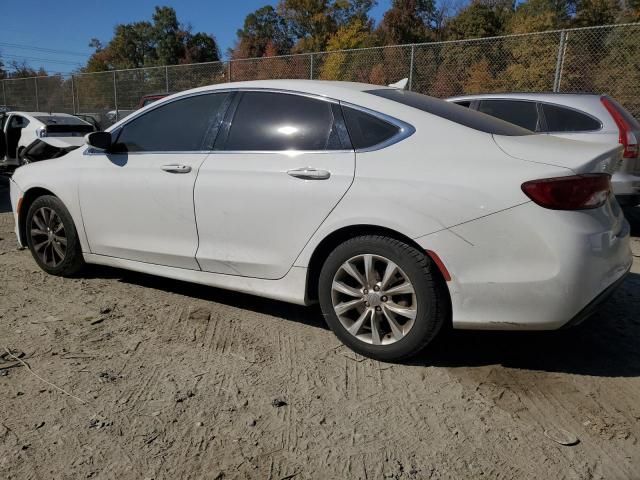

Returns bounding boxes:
[477,99,541,132]
[6,114,29,159]
[194,90,356,280]
[79,91,232,269]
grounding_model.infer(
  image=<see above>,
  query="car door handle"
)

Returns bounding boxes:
[287,168,331,180]
[161,164,192,174]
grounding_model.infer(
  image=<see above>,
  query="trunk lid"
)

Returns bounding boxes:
[493,134,622,175]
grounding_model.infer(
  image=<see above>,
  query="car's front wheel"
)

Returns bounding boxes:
[319,235,447,362]
[25,195,85,276]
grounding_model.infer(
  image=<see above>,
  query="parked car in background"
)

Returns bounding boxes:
[105,92,173,125]
[73,114,101,131]
[0,112,95,171]
[137,92,172,108]
[9,81,632,361]
[20,136,86,164]
[447,93,640,206]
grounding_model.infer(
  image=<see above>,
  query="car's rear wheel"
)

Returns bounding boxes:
[26,195,84,276]
[319,235,447,362]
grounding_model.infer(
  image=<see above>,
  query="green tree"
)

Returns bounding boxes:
[319,17,377,79]
[84,6,220,72]
[574,0,621,26]
[376,0,436,44]
[278,0,376,52]
[447,1,510,39]
[232,5,292,59]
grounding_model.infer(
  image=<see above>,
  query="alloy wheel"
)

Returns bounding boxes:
[331,254,417,345]
[30,207,67,267]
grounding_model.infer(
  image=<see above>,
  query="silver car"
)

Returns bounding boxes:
[447,93,640,206]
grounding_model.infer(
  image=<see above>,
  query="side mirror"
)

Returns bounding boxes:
[85,131,112,151]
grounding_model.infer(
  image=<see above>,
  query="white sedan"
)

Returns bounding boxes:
[1,112,95,169]
[9,80,633,361]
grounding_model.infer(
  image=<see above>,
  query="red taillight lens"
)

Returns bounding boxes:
[601,96,639,159]
[522,174,611,210]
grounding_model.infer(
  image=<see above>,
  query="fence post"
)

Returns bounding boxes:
[553,30,568,92]
[408,45,415,91]
[165,66,170,93]
[2,80,6,107]
[34,77,39,111]
[228,61,232,82]
[71,75,76,114]
[310,53,314,80]
[113,71,119,122]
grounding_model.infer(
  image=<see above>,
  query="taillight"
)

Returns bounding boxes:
[601,96,639,159]
[521,174,611,210]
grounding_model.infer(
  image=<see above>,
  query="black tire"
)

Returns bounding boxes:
[25,195,85,276]
[318,235,447,362]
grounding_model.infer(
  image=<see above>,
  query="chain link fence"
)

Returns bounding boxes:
[2,22,639,128]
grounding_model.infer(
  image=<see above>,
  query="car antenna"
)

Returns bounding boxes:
[388,78,409,90]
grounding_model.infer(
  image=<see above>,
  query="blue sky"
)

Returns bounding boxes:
[0,0,392,74]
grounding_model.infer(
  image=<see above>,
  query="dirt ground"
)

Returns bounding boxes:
[1,175,640,480]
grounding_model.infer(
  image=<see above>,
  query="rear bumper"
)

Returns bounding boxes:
[562,266,629,329]
[415,200,633,330]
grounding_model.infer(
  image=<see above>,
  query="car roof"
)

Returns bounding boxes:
[445,92,621,131]
[172,79,378,99]
[446,92,603,102]
[7,111,79,118]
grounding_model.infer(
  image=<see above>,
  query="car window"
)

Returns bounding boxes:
[9,115,29,129]
[342,106,400,149]
[540,103,601,132]
[477,100,539,131]
[454,101,471,108]
[224,92,343,151]
[114,93,231,152]
[366,89,532,136]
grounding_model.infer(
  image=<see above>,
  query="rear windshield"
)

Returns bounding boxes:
[34,115,91,126]
[366,89,533,136]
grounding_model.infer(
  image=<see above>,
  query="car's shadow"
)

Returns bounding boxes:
[623,206,640,237]
[413,272,640,378]
[51,204,640,378]
[89,262,640,378]
[83,264,329,331]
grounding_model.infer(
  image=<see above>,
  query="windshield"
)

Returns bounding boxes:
[34,115,91,126]
[366,89,533,136]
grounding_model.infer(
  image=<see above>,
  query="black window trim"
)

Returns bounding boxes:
[339,101,415,153]
[537,101,603,134]
[87,90,237,155]
[467,97,603,134]
[215,89,354,153]
[90,87,412,155]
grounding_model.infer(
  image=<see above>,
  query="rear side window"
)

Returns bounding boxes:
[455,101,471,108]
[477,100,539,131]
[114,93,230,152]
[342,106,400,149]
[224,92,343,151]
[541,103,601,132]
[367,89,532,136]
